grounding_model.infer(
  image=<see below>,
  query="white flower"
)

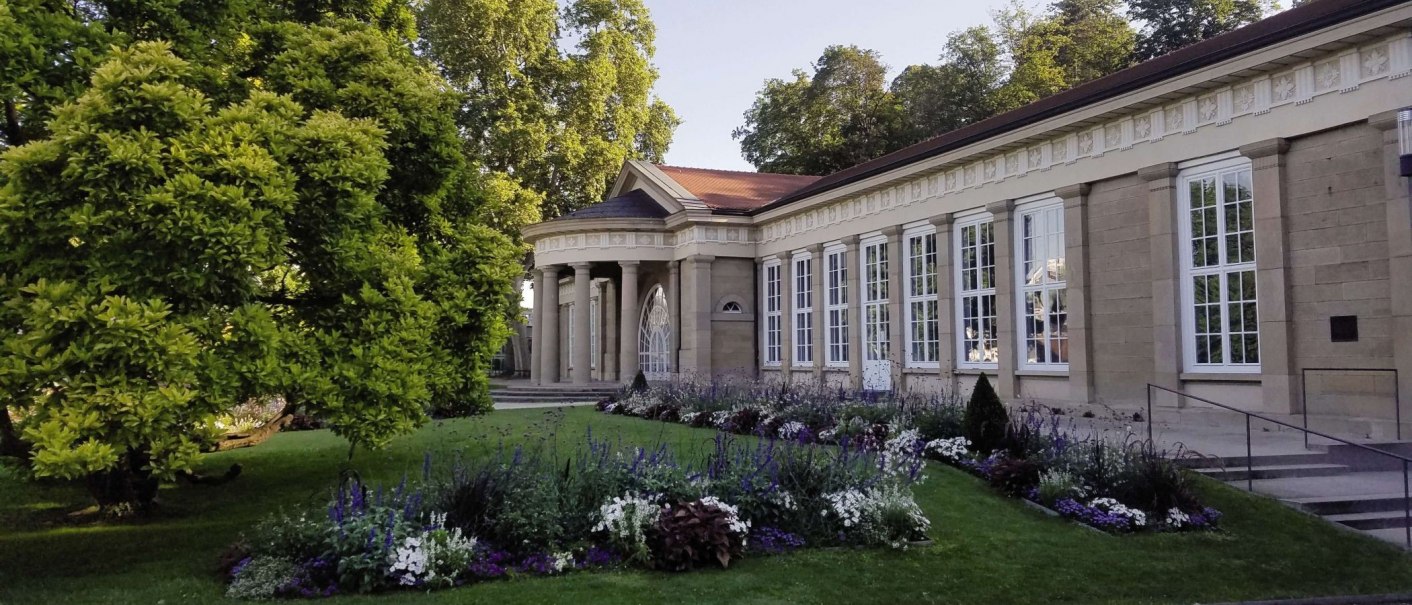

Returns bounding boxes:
[711,411,731,429]
[698,496,751,536]
[390,536,429,586]
[925,437,971,462]
[1089,497,1147,527]
[593,493,661,542]
[552,551,575,572]
[1165,507,1190,528]
[777,421,807,439]
[680,411,701,425]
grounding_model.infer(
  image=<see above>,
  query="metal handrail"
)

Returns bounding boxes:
[1146,383,1412,549]
[1300,367,1400,446]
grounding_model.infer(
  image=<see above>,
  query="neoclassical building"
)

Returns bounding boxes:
[523,0,1412,418]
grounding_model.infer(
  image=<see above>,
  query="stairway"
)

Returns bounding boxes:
[489,382,620,405]
[1176,446,1412,547]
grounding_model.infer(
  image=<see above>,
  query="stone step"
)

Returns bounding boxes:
[1285,493,1412,516]
[492,387,619,395]
[1357,526,1412,548]
[1174,452,1331,469]
[1324,510,1412,530]
[1196,463,1350,481]
[490,393,607,402]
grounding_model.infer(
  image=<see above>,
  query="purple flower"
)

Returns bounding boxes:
[750,527,805,554]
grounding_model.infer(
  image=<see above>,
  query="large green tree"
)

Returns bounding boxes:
[1129,0,1270,61]
[417,0,679,222]
[891,27,1007,146]
[0,9,525,512]
[733,45,902,176]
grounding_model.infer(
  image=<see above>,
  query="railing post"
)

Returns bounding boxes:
[1301,370,1309,450]
[1246,414,1254,493]
[1146,384,1153,444]
[1396,369,1402,442]
[1403,459,1409,550]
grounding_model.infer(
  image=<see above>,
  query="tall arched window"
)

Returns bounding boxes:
[639,286,671,380]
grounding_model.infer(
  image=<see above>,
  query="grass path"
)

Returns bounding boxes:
[2,407,1411,604]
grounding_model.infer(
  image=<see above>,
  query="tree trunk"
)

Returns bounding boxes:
[85,449,160,517]
[216,412,293,451]
[3,99,22,147]
[0,406,31,464]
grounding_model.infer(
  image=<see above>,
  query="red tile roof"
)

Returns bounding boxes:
[655,165,822,213]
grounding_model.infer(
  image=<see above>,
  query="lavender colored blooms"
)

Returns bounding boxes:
[750,527,805,554]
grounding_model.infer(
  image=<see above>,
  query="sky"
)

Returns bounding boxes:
[647,0,1013,172]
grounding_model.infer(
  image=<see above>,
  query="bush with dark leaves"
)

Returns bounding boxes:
[649,500,746,571]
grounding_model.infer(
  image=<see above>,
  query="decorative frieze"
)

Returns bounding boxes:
[756,33,1410,245]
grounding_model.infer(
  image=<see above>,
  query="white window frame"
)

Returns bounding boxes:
[904,226,939,368]
[825,244,849,367]
[955,213,999,369]
[762,259,783,366]
[793,251,814,367]
[1179,155,1260,373]
[861,235,890,364]
[1015,199,1069,370]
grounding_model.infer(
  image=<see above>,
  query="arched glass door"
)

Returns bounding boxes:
[639,286,671,380]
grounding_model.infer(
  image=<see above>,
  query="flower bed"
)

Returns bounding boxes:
[221,430,930,598]
[599,376,1221,534]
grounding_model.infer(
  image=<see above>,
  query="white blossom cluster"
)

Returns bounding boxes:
[824,489,869,528]
[878,429,926,479]
[680,412,702,425]
[1164,507,1190,528]
[388,513,478,587]
[593,493,662,542]
[711,411,731,429]
[925,437,971,462]
[777,421,807,440]
[767,490,798,511]
[1090,497,1148,527]
[695,496,751,537]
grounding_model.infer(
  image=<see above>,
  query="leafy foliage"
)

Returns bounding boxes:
[1129,0,1269,61]
[650,500,746,571]
[963,374,1008,454]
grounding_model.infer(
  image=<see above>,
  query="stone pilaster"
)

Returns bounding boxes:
[682,255,715,377]
[1240,138,1298,414]
[1140,162,1183,403]
[1057,183,1094,403]
[1371,111,1412,424]
[930,215,957,393]
[667,261,680,375]
[571,263,593,385]
[618,261,640,382]
[539,265,561,384]
[986,200,1018,400]
[842,236,863,391]
[883,226,905,390]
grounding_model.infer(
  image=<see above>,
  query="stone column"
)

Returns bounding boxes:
[1372,111,1412,430]
[1057,183,1095,404]
[781,251,795,379]
[572,263,593,385]
[668,261,680,375]
[530,269,544,385]
[1241,138,1298,415]
[540,265,561,384]
[931,215,957,393]
[618,261,640,382]
[987,200,1018,400]
[809,243,826,382]
[1141,162,1183,403]
[842,236,863,391]
[603,279,618,381]
[883,226,905,390]
[683,255,715,377]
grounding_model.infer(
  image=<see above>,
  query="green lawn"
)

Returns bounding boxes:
[3,407,1412,605]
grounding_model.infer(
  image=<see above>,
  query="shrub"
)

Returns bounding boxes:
[988,456,1042,497]
[592,493,661,565]
[1036,469,1083,505]
[227,557,299,600]
[650,498,748,571]
[629,370,649,394]
[964,374,1008,453]
[1114,444,1202,514]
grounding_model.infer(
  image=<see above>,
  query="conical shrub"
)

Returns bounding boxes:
[963,374,1008,454]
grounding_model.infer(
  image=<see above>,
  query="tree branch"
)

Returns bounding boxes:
[3,100,23,147]
[0,405,32,464]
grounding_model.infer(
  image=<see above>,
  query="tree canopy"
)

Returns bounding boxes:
[0,0,665,513]
[735,0,1275,176]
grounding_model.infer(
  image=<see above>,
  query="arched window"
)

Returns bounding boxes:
[639,286,671,379]
[721,301,743,313]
